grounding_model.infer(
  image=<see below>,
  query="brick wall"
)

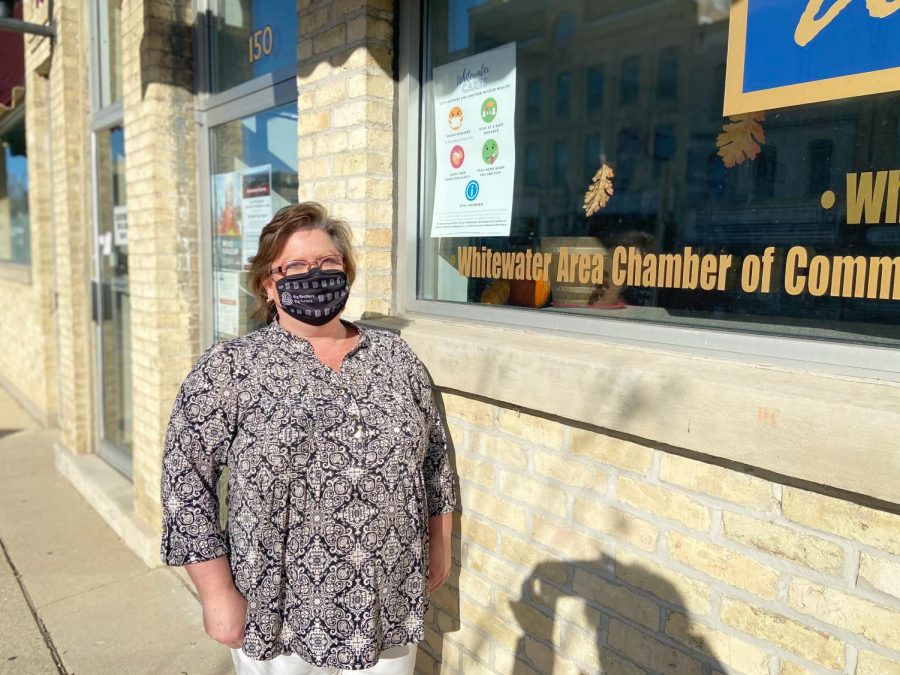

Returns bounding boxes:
[42,0,92,449]
[419,393,900,674]
[121,0,200,524]
[296,0,396,320]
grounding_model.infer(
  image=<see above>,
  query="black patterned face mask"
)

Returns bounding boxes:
[275,268,350,326]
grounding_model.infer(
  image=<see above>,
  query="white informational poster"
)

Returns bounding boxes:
[240,164,273,266]
[113,205,128,246]
[431,43,517,239]
[213,164,272,270]
[215,270,240,337]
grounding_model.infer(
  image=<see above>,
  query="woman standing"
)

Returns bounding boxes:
[160,203,456,674]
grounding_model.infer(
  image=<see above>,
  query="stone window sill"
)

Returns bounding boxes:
[363,315,900,506]
[0,260,32,285]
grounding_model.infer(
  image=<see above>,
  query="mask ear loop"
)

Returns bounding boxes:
[268,299,279,323]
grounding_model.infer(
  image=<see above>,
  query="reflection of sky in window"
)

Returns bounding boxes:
[238,106,298,173]
[110,127,125,162]
[4,149,27,189]
[449,0,488,52]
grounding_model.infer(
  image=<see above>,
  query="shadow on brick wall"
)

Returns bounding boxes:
[422,385,726,674]
[507,558,726,674]
[427,552,728,673]
[139,2,194,98]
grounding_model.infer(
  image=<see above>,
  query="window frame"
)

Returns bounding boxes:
[397,0,900,383]
[89,0,131,478]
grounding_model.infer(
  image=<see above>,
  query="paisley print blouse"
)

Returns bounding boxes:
[159,321,457,669]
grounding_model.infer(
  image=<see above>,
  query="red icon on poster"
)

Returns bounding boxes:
[450,145,465,169]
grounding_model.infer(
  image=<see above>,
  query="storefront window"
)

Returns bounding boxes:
[96,126,131,455]
[419,0,900,347]
[209,103,298,340]
[0,110,29,264]
[97,0,123,108]
[210,0,298,94]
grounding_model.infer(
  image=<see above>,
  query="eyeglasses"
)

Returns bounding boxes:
[269,255,344,278]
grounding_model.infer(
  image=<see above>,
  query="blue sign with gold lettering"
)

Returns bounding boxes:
[725,0,900,115]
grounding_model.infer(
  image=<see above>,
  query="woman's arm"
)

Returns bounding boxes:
[428,512,453,591]
[185,557,247,648]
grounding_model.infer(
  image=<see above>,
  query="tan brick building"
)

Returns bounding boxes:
[1,0,899,673]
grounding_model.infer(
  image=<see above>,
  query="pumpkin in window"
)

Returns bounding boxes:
[508,278,551,308]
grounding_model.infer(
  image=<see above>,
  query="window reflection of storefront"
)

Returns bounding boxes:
[209,104,298,339]
[0,0,29,267]
[91,0,132,477]
[95,126,131,462]
[200,0,299,342]
[419,0,900,347]
[0,109,29,265]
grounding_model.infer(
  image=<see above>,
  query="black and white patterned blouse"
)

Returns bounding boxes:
[160,320,457,669]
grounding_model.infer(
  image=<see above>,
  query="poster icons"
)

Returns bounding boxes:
[465,180,480,201]
[448,106,464,131]
[481,98,497,123]
[482,139,499,165]
[450,145,465,169]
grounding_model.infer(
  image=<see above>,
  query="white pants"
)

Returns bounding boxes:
[231,645,417,675]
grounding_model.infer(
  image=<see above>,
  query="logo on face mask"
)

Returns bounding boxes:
[275,268,350,326]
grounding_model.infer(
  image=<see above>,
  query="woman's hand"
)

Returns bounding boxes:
[201,586,248,648]
[428,513,453,592]
[184,556,247,649]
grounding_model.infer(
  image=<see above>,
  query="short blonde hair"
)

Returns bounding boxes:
[247,202,357,324]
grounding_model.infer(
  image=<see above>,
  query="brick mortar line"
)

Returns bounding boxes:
[452,412,897,584]
[0,535,68,674]
[455,471,899,661]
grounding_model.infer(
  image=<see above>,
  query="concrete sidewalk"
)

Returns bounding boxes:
[0,388,233,675]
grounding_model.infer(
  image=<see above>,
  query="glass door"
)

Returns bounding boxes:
[209,103,298,340]
[93,125,132,476]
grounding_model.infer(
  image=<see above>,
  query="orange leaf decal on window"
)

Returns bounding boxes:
[716,112,766,168]
[583,164,615,217]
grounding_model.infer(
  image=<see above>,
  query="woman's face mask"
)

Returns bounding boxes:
[274,267,349,326]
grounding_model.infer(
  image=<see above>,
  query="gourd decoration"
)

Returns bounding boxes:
[481,279,510,305]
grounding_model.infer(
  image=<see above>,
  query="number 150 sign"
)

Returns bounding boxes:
[248,25,274,64]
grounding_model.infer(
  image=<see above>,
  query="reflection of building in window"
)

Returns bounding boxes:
[526,79,541,123]
[619,56,641,105]
[553,140,568,186]
[584,134,603,185]
[586,66,604,113]
[754,148,778,198]
[448,0,489,52]
[711,63,726,119]
[0,110,29,264]
[705,150,736,200]
[428,0,900,332]
[525,143,541,186]
[653,124,677,178]
[807,139,833,196]
[556,72,571,118]
[616,128,641,191]
[657,47,679,100]
[553,11,576,42]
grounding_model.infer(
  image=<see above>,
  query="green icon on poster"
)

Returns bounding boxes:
[481,98,497,123]
[482,139,499,165]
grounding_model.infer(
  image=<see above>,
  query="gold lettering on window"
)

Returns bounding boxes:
[794,0,899,47]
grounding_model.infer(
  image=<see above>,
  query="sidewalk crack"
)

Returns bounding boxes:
[0,534,68,674]
[35,568,153,611]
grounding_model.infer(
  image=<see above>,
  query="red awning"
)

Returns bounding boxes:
[0,1,25,112]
